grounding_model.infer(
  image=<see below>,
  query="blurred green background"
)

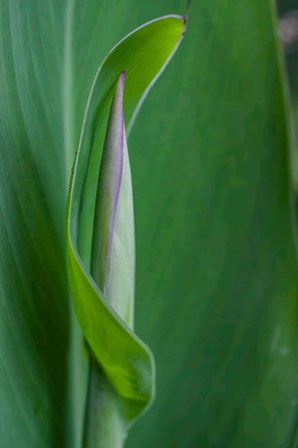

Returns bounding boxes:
[2,1,298,447]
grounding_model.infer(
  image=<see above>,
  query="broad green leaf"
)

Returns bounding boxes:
[0,2,69,447]
[66,14,185,443]
[125,2,298,447]
[2,1,298,447]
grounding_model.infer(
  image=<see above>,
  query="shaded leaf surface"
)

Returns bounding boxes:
[126,2,298,448]
[0,1,69,446]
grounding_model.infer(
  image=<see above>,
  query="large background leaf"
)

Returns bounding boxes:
[0,1,69,446]
[1,0,298,447]
[126,2,298,447]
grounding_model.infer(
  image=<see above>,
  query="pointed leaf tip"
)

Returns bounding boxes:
[183,15,187,35]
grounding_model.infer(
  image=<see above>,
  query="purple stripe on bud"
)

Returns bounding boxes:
[91,72,127,295]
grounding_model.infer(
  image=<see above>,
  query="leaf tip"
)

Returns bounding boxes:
[120,70,127,83]
[182,15,187,36]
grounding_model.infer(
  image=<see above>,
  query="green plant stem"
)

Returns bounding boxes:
[82,360,127,448]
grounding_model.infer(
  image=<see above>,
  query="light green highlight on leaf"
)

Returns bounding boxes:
[66,14,185,436]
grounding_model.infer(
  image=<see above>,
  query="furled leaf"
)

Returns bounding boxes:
[66,14,185,443]
[91,72,134,325]
[83,71,136,448]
